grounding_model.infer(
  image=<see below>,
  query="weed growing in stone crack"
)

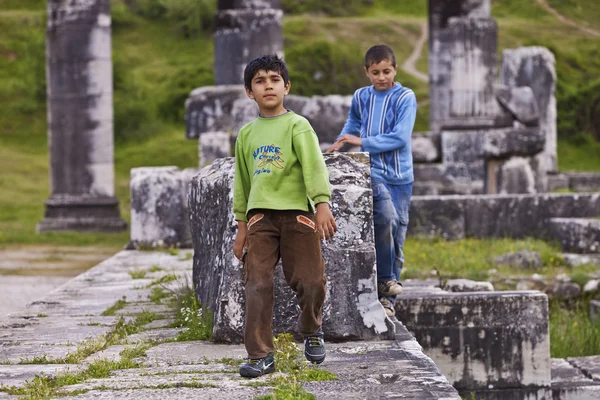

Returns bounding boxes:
[179,252,193,261]
[147,274,178,288]
[101,296,127,316]
[172,278,213,341]
[129,270,147,279]
[213,357,244,367]
[18,355,52,365]
[251,333,337,399]
[5,341,153,398]
[135,310,158,326]
[86,322,101,326]
[149,265,164,273]
[61,317,142,364]
[149,287,171,304]
[36,313,47,318]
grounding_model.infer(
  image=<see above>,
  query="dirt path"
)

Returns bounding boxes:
[536,0,600,37]
[401,21,428,83]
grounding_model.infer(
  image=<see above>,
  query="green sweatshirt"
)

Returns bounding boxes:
[233,111,331,222]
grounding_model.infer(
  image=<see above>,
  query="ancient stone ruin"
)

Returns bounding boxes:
[189,153,394,343]
[39,0,126,232]
[214,0,283,85]
[125,0,600,398]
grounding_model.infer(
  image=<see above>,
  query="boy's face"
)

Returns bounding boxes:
[245,69,290,116]
[364,59,397,91]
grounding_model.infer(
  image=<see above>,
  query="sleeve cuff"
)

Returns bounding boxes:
[235,212,247,222]
[313,195,331,204]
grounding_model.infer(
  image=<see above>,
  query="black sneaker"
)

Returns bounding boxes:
[304,328,325,364]
[239,354,275,378]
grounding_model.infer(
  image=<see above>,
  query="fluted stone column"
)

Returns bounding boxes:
[38,0,126,232]
[428,0,506,131]
[214,0,283,85]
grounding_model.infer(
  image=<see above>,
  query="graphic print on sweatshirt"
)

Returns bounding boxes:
[253,144,285,176]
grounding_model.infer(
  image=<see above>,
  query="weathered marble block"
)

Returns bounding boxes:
[199,131,232,167]
[409,193,600,240]
[129,167,199,248]
[591,300,600,324]
[495,85,540,126]
[566,172,600,192]
[184,85,351,145]
[412,132,441,163]
[190,153,394,343]
[548,218,600,254]
[214,7,283,85]
[502,46,557,173]
[396,291,551,391]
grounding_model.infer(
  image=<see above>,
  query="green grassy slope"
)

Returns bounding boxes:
[1,0,599,247]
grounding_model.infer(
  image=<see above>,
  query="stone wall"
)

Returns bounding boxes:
[189,153,395,343]
[409,193,600,240]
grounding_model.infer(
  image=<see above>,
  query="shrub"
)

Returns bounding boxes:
[158,65,214,122]
[286,40,365,96]
[281,0,372,16]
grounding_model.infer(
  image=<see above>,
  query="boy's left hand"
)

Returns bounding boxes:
[326,134,362,153]
[315,203,337,240]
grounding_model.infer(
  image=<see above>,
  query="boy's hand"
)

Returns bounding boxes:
[326,134,362,153]
[233,221,248,261]
[315,203,337,240]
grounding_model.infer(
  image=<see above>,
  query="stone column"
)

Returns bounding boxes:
[428,0,503,131]
[501,47,557,173]
[214,0,283,85]
[38,0,126,232]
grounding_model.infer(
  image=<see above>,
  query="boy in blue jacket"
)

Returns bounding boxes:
[327,44,416,317]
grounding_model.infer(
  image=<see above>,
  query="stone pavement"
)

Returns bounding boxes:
[0,250,460,399]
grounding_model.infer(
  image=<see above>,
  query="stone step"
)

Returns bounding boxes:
[396,290,551,392]
[548,218,600,254]
[55,339,460,400]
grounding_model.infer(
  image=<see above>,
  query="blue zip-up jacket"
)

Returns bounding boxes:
[338,83,416,185]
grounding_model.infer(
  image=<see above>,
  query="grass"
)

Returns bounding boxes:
[0,341,152,398]
[550,297,600,358]
[0,0,599,251]
[557,136,600,172]
[253,333,337,400]
[172,279,213,341]
[101,296,128,317]
[147,274,177,288]
[129,270,147,279]
[149,287,171,304]
[402,236,566,282]
[546,0,600,31]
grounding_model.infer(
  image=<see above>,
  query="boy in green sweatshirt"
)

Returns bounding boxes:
[233,55,337,379]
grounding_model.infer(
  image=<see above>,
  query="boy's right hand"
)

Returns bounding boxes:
[233,221,248,261]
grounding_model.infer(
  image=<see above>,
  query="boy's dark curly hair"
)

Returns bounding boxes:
[364,45,396,68]
[244,54,290,90]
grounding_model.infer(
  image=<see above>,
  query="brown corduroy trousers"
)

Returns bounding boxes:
[243,209,326,359]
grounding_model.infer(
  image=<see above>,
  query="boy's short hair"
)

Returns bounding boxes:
[243,54,290,90]
[364,45,396,68]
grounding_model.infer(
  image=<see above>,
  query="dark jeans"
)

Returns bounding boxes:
[243,209,326,359]
[372,181,413,300]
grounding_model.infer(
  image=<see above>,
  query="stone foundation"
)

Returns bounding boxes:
[189,153,395,343]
